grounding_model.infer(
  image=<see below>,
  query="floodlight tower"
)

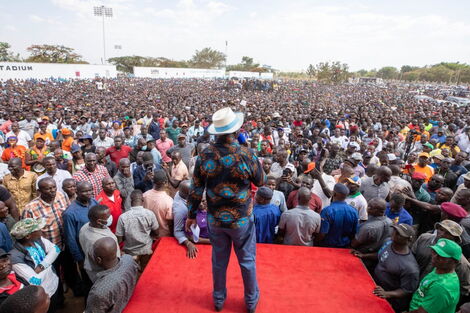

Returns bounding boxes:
[93,5,113,64]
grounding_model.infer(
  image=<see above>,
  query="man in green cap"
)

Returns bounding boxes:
[407,238,461,313]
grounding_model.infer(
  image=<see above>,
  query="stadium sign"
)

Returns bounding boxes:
[0,62,117,80]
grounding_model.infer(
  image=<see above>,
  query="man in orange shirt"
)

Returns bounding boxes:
[1,137,27,169]
[61,128,74,152]
[33,122,54,145]
[143,169,173,237]
[413,152,434,182]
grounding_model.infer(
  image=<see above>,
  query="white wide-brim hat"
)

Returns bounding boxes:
[208,107,244,135]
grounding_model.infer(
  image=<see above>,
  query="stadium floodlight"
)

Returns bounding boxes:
[93,6,113,64]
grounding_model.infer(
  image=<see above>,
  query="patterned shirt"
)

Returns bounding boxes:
[322,154,344,175]
[85,255,138,313]
[73,165,110,198]
[3,171,38,214]
[188,141,266,228]
[22,193,70,248]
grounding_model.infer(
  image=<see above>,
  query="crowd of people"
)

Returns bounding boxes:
[0,77,469,313]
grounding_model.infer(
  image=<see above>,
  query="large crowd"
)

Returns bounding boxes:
[0,77,469,313]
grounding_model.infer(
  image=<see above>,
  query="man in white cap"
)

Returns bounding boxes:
[350,152,365,178]
[186,107,265,313]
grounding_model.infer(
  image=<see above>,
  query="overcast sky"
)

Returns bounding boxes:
[1,0,469,71]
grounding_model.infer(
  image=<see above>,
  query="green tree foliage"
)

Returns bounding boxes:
[189,47,226,69]
[358,62,470,83]
[376,66,399,79]
[306,64,316,78]
[26,45,87,64]
[227,56,269,72]
[108,56,188,73]
[400,65,419,73]
[0,42,21,62]
[306,61,350,83]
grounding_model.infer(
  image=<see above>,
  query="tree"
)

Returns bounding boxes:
[306,64,316,78]
[376,66,399,79]
[0,42,21,62]
[26,45,87,63]
[189,47,226,69]
[400,65,419,73]
[108,56,188,73]
[227,56,264,72]
[108,56,148,73]
[307,61,350,83]
[355,69,368,77]
[330,61,350,83]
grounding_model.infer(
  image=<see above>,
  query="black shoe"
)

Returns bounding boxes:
[215,303,224,312]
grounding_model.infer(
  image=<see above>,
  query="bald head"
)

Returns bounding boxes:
[8,158,22,167]
[367,198,387,217]
[93,237,118,270]
[297,187,311,206]
[178,180,191,199]
[375,166,392,184]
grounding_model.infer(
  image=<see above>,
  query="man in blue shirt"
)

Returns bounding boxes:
[385,192,413,225]
[253,187,280,244]
[133,152,158,193]
[430,128,446,144]
[0,222,12,252]
[317,183,358,248]
[63,181,99,264]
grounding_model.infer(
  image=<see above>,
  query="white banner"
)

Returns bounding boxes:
[228,71,260,79]
[0,62,117,80]
[134,67,225,79]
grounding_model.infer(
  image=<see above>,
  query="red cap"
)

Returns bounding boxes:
[411,172,427,180]
[441,202,468,220]
[304,162,316,174]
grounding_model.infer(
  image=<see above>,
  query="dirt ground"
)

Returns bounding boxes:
[57,289,86,313]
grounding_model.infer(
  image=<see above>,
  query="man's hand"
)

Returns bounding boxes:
[351,250,364,258]
[310,168,322,180]
[144,170,154,181]
[401,186,416,199]
[185,218,197,233]
[186,241,199,259]
[34,266,44,274]
[373,286,389,299]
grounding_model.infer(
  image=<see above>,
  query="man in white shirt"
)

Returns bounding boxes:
[330,128,349,148]
[94,128,114,149]
[187,120,204,144]
[37,156,72,193]
[305,163,336,208]
[6,122,31,148]
[18,112,39,138]
[456,128,470,153]
[345,176,368,221]
[270,150,297,179]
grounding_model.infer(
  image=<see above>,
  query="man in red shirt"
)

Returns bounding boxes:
[287,176,323,213]
[96,177,122,233]
[106,136,132,166]
[0,249,26,306]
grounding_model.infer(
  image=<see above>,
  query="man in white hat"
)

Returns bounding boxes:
[186,107,265,313]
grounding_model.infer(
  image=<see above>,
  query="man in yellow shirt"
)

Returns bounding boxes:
[438,136,460,158]
[3,158,37,214]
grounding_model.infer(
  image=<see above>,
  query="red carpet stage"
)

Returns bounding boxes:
[124,238,394,313]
